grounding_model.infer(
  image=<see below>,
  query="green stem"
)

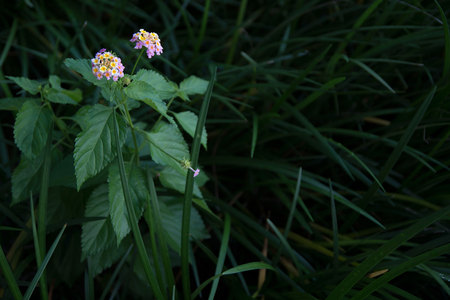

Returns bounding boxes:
[121,100,139,164]
[143,196,165,292]
[131,48,145,76]
[112,110,165,300]
[181,66,217,300]
[37,122,53,300]
[155,96,175,124]
[146,171,175,294]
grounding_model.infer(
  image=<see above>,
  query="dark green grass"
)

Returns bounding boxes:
[1,0,450,299]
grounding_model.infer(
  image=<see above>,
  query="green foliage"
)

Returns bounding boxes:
[81,184,116,257]
[132,69,177,100]
[73,105,127,189]
[7,76,41,95]
[14,100,52,159]
[108,163,147,245]
[159,198,209,253]
[174,111,207,149]
[178,76,209,101]
[159,166,203,198]
[145,121,189,173]
[64,58,106,87]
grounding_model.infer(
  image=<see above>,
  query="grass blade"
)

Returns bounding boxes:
[146,171,175,295]
[294,76,346,111]
[144,193,165,291]
[434,0,450,80]
[284,168,304,238]
[287,107,354,180]
[346,56,395,93]
[181,66,216,300]
[112,111,165,300]
[329,180,339,266]
[344,85,436,229]
[327,0,384,73]
[350,243,450,299]
[23,224,67,300]
[326,205,450,300]
[192,262,274,298]
[226,0,248,64]
[267,218,310,275]
[250,113,258,158]
[0,242,22,300]
[208,214,231,300]
[99,245,133,300]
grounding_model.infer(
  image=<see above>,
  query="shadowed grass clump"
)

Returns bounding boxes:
[1,1,449,299]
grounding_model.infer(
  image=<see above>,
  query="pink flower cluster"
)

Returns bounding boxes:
[130,29,163,59]
[91,49,125,81]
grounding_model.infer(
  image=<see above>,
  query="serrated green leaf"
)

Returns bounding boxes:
[159,167,203,198]
[109,163,147,245]
[174,111,207,149]
[145,122,189,173]
[133,69,177,100]
[72,105,92,131]
[159,198,210,253]
[81,184,116,256]
[14,100,52,159]
[88,238,131,277]
[73,105,127,189]
[7,76,41,95]
[0,97,39,111]
[124,80,161,101]
[11,154,43,204]
[64,58,106,87]
[179,76,208,99]
[124,81,174,124]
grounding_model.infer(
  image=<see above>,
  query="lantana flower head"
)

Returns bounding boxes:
[91,49,125,81]
[130,29,163,59]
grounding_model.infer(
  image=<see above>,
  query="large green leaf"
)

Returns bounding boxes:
[64,58,106,87]
[81,184,116,256]
[173,111,207,149]
[14,100,52,159]
[159,198,209,253]
[7,76,41,95]
[73,105,127,189]
[178,76,208,101]
[109,163,147,245]
[11,154,43,205]
[124,81,174,124]
[145,122,189,173]
[133,69,177,100]
[159,167,203,198]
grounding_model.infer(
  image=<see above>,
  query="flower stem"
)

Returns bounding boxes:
[131,48,145,76]
[121,100,140,164]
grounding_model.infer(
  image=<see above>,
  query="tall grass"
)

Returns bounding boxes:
[1,0,449,299]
